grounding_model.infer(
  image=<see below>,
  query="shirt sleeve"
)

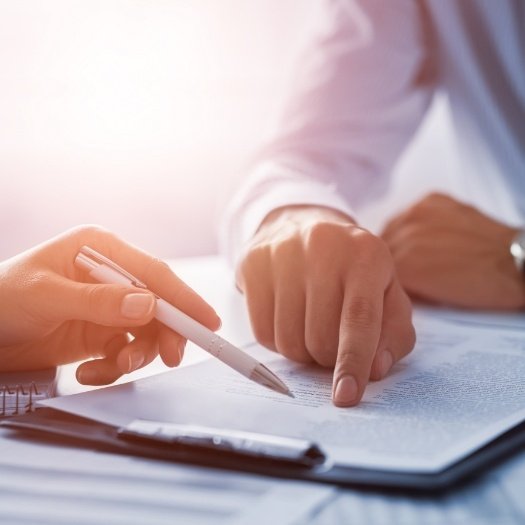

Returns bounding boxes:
[220,0,436,267]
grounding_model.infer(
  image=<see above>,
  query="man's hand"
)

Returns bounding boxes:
[0,226,221,384]
[237,206,415,407]
[381,192,525,309]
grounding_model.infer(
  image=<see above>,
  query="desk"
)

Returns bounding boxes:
[2,255,525,524]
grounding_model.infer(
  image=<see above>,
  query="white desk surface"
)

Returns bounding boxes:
[2,255,525,525]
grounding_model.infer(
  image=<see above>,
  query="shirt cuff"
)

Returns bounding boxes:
[221,162,355,269]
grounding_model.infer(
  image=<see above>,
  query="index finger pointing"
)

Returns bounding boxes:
[333,287,384,407]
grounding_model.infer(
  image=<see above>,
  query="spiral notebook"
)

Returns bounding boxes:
[0,368,57,417]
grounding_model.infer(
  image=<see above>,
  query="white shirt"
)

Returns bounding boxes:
[221,0,525,265]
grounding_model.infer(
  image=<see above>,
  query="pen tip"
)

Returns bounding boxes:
[286,390,295,399]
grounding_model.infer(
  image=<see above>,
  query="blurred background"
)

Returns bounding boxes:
[0,0,461,261]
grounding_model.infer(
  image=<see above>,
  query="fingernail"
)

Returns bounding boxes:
[177,340,186,364]
[128,351,144,373]
[121,293,155,320]
[334,375,358,406]
[77,368,95,384]
[215,315,222,330]
[379,351,393,378]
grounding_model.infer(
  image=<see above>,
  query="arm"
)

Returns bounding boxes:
[222,0,436,406]
[222,0,436,265]
[0,226,220,384]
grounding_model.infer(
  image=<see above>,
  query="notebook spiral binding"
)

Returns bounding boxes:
[1,382,46,417]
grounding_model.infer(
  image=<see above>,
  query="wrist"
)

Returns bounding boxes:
[260,205,356,232]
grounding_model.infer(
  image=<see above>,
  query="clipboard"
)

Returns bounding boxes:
[3,407,525,491]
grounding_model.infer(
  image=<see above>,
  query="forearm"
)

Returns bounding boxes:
[221,0,434,266]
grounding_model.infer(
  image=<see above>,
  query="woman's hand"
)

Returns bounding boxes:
[0,225,221,385]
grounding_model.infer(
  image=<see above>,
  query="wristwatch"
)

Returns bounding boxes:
[510,230,525,274]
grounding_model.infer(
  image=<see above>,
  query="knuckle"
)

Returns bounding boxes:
[350,229,391,259]
[239,246,267,277]
[237,247,273,293]
[237,253,252,279]
[306,223,389,270]
[272,237,301,263]
[305,221,336,247]
[305,221,352,255]
[342,296,379,328]
[82,284,106,314]
[336,346,370,374]
[69,224,112,243]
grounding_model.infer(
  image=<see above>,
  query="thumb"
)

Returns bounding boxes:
[49,276,156,327]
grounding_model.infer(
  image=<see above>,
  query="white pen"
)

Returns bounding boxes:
[75,246,294,398]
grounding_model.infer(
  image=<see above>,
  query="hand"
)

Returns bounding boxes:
[381,192,525,309]
[237,206,415,407]
[0,226,221,384]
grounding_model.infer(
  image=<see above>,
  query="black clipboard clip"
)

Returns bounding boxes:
[118,419,326,468]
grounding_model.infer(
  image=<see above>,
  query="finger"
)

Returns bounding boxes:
[274,259,309,363]
[333,283,384,407]
[76,357,123,385]
[27,323,126,371]
[43,275,156,327]
[239,250,276,351]
[76,323,128,361]
[369,280,415,380]
[304,271,342,367]
[60,226,221,331]
[78,325,160,385]
[76,333,129,385]
[158,325,186,367]
[116,323,159,374]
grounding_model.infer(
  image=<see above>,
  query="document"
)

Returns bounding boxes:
[42,315,525,474]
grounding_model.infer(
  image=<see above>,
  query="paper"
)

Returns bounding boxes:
[42,316,525,474]
[414,305,525,331]
[0,427,334,525]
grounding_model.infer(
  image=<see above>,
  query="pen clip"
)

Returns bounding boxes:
[77,246,148,289]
